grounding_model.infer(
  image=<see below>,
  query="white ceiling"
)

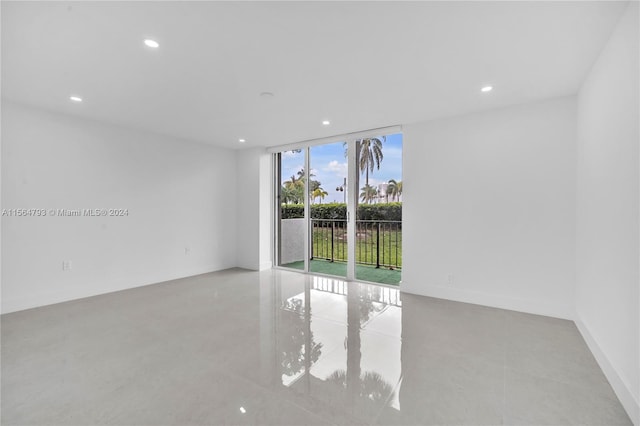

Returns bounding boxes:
[1,1,628,149]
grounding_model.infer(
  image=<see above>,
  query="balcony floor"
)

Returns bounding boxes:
[281,259,401,285]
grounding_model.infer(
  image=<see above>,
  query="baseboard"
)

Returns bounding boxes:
[400,282,573,320]
[575,316,640,425]
[1,264,234,314]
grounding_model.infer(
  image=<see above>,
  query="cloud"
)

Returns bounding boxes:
[324,160,348,178]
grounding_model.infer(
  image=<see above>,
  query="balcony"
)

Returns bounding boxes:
[281,219,402,285]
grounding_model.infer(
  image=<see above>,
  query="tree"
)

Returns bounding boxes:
[311,188,328,204]
[343,137,386,188]
[283,173,305,204]
[281,185,296,204]
[358,137,385,188]
[282,168,324,204]
[386,179,403,202]
[360,184,378,204]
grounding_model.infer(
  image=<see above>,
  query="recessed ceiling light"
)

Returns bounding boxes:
[144,39,159,48]
[69,96,83,102]
[481,86,493,93]
[322,120,330,126]
[238,139,246,143]
[260,92,275,98]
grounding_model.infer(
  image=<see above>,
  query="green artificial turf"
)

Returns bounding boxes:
[281,259,401,285]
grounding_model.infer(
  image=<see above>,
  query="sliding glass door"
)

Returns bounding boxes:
[275,149,306,271]
[275,130,402,286]
[308,142,348,278]
[354,135,403,285]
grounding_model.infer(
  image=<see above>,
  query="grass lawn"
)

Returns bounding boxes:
[311,227,402,268]
[281,259,401,285]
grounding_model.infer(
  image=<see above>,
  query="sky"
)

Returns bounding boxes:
[280,133,403,203]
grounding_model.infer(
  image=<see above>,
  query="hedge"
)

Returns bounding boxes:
[281,202,401,221]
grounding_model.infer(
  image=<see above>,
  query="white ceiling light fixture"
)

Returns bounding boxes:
[69,95,83,102]
[260,92,275,98]
[481,85,493,93]
[144,39,160,48]
[322,120,330,126]
[238,139,246,143]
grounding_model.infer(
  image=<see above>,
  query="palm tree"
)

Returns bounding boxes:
[311,188,328,204]
[386,179,403,202]
[358,137,385,188]
[293,168,323,196]
[284,173,302,188]
[360,184,378,204]
[343,137,385,188]
[282,168,327,204]
[281,185,295,204]
[295,168,318,183]
[283,174,305,204]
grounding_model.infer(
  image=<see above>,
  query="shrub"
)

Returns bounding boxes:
[357,203,402,221]
[280,204,305,219]
[281,202,401,221]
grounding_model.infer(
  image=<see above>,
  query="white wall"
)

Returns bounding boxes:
[235,147,272,271]
[575,3,639,424]
[1,101,237,313]
[402,96,577,319]
[258,151,273,270]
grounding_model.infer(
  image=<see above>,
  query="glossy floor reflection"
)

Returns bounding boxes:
[1,268,631,425]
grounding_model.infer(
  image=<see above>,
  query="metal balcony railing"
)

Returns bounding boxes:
[310,219,402,270]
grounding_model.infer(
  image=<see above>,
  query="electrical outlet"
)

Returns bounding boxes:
[446,273,454,285]
[62,261,72,271]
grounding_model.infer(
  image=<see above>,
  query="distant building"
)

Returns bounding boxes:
[376,183,389,204]
[373,182,402,203]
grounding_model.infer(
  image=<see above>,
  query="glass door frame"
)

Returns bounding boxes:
[272,126,401,282]
[345,140,357,281]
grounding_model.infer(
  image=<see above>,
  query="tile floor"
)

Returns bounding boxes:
[1,268,632,425]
